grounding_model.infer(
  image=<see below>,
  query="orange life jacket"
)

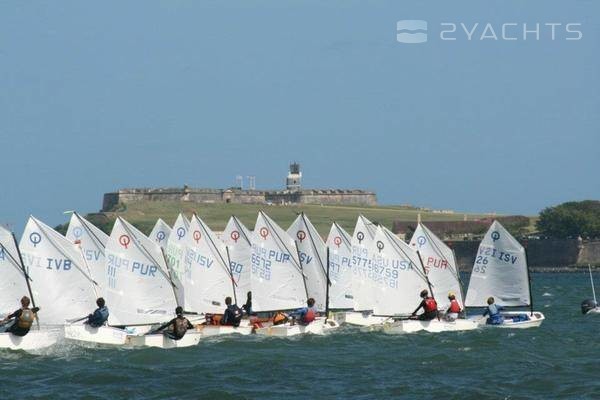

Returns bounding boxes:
[273,312,288,325]
[424,297,438,313]
[449,299,461,313]
[303,308,316,324]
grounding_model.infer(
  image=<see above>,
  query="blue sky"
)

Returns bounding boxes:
[1,1,598,230]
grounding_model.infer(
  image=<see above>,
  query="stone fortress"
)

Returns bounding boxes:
[102,163,377,211]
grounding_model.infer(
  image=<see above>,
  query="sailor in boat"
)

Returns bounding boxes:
[220,296,243,327]
[0,296,39,337]
[272,311,289,326]
[445,292,462,321]
[85,297,109,328]
[289,298,318,326]
[241,291,252,316]
[410,290,438,321]
[483,297,504,325]
[154,306,194,340]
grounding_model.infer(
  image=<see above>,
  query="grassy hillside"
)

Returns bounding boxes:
[81,201,499,237]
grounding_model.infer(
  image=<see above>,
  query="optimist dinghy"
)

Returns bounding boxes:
[250,211,324,337]
[179,215,253,336]
[0,225,58,351]
[581,265,600,315]
[465,221,545,329]
[368,226,477,333]
[340,216,389,327]
[66,217,200,348]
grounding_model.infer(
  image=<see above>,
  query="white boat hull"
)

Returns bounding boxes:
[333,311,389,327]
[255,318,338,337]
[469,311,545,329]
[127,331,202,348]
[197,325,253,337]
[64,324,129,345]
[0,330,58,351]
[585,307,600,315]
[382,318,479,334]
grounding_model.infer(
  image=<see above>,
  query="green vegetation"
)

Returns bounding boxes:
[537,200,600,239]
[61,201,498,237]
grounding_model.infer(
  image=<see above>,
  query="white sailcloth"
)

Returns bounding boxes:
[251,212,307,312]
[325,222,354,309]
[288,213,328,311]
[164,213,189,304]
[66,212,108,295]
[19,217,98,326]
[222,216,252,303]
[105,217,178,325]
[409,223,463,309]
[372,227,428,316]
[150,218,171,249]
[181,215,235,314]
[465,221,530,307]
[351,215,377,311]
[0,226,30,315]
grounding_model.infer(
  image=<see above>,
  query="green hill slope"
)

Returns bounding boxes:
[80,201,498,237]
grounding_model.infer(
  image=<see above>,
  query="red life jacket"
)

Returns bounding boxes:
[424,297,438,313]
[449,299,461,313]
[303,308,316,324]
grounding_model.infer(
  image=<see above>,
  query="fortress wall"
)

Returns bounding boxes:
[102,188,377,211]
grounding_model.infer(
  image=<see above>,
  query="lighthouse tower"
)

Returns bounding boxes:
[286,162,302,192]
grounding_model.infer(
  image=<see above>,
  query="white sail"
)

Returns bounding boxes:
[288,213,328,311]
[105,217,178,325]
[409,223,463,309]
[164,213,189,304]
[150,218,171,249]
[19,217,98,326]
[222,216,252,303]
[181,215,235,314]
[65,213,108,295]
[251,212,307,312]
[351,215,377,311]
[465,221,530,307]
[0,226,30,315]
[325,222,354,309]
[372,227,428,316]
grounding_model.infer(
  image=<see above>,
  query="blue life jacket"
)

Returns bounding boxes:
[486,304,503,325]
[89,306,109,327]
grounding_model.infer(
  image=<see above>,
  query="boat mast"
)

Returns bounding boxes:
[325,246,330,321]
[416,250,440,321]
[524,245,534,316]
[11,233,40,329]
[589,264,597,304]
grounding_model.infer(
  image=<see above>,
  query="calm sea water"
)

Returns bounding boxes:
[1,273,598,400]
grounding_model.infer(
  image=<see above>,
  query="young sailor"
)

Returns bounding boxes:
[86,297,109,327]
[241,291,252,315]
[154,306,194,340]
[0,296,39,337]
[289,298,318,325]
[483,297,504,325]
[220,297,243,327]
[445,292,462,321]
[411,289,438,321]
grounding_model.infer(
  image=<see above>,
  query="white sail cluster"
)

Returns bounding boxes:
[0,210,538,331]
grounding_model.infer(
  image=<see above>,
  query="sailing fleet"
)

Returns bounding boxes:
[0,211,545,351]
